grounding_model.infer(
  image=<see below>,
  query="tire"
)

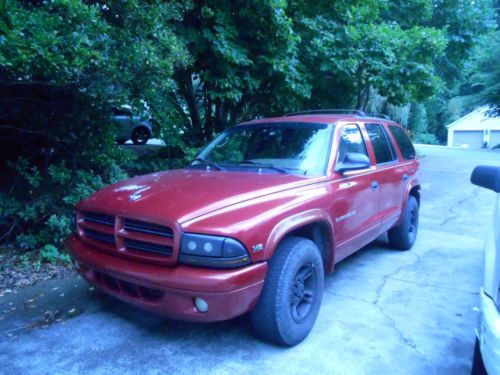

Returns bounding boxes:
[250,236,324,346]
[388,195,419,250]
[131,127,150,145]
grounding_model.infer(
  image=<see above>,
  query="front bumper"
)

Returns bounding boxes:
[477,289,500,375]
[67,235,267,322]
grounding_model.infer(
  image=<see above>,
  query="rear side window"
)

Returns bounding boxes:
[389,126,416,160]
[365,123,397,164]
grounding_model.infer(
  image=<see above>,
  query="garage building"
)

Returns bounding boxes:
[446,106,500,149]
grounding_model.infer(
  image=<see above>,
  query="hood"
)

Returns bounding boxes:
[78,169,323,224]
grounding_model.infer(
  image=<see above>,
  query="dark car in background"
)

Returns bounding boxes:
[113,106,152,145]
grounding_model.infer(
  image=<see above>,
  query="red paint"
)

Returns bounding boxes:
[68,114,420,322]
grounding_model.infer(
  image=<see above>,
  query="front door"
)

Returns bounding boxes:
[330,123,381,262]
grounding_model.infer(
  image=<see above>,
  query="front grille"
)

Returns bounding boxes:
[124,238,173,256]
[79,211,176,263]
[82,212,114,226]
[124,218,173,238]
[83,228,115,244]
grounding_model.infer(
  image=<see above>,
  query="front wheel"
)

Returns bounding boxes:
[388,195,419,250]
[250,237,324,346]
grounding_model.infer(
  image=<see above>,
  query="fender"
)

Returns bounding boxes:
[397,180,421,226]
[264,208,336,273]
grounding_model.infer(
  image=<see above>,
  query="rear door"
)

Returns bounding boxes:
[363,123,404,225]
[387,124,419,212]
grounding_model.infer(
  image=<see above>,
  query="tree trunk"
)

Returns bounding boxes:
[214,98,225,133]
[176,70,203,143]
[204,91,213,139]
[361,81,370,111]
[355,67,363,110]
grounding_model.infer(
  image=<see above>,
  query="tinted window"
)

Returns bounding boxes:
[389,125,416,160]
[365,124,396,164]
[337,124,369,164]
[196,123,332,176]
[113,107,133,116]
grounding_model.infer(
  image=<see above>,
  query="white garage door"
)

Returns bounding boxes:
[490,131,500,148]
[453,130,485,148]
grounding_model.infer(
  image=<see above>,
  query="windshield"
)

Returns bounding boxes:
[193,122,333,176]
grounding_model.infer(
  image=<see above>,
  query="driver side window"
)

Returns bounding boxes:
[336,124,369,164]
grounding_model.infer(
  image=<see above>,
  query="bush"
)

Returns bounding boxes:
[0,0,189,260]
[413,132,439,145]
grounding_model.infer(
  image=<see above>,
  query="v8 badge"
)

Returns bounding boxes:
[252,243,264,253]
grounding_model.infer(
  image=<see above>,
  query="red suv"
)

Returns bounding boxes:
[68,110,420,346]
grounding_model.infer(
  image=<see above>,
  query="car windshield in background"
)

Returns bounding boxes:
[193,123,333,176]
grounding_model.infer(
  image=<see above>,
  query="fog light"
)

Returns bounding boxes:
[194,297,208,313]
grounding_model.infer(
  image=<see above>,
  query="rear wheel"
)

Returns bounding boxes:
[388,195,419,250]
[250,236,324,346]
[131,127,150,145]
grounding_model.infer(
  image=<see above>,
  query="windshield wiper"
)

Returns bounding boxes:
[193,157,225,171]
[237,160,290,174]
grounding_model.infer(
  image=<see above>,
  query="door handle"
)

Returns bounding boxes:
[371,181,379,191]
[403,174,409,181]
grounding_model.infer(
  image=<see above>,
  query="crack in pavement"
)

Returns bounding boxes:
[440,187,479,226]
[323,289,372,305]
[386,276,478,295]
[371,251,428,359]
[325,251,430,359]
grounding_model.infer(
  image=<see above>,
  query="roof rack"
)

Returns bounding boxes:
[366,113,391,120]
[284,109,391,121]
[284,109,367,117]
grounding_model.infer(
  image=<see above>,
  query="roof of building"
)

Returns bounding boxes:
[446,106,500,131]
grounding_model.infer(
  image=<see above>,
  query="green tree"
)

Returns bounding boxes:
[171,0,308,146]
[0,0,188,255]
[459,31,500,116]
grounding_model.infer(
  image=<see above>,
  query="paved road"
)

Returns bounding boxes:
[1,146,499,375]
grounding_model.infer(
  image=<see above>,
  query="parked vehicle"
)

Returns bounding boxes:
[67,109,421,346]
[113,106,152,145]
[471,166,500,374]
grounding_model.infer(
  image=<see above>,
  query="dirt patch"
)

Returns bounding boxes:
[0,248,76,296]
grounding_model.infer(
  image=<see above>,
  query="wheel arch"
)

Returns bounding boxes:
[264,209,336,274]
[396,182,421,227]
[408,184,421,206]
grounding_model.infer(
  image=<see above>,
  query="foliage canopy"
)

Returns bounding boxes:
[0,0,496,258]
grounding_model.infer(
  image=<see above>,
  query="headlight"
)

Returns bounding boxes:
[179,233,251,269]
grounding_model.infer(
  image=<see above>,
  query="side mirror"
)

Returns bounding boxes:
[336,153,371,173]
[471,166,500,193]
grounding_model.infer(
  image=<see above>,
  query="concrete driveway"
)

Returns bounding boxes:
[1,146,499,375]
